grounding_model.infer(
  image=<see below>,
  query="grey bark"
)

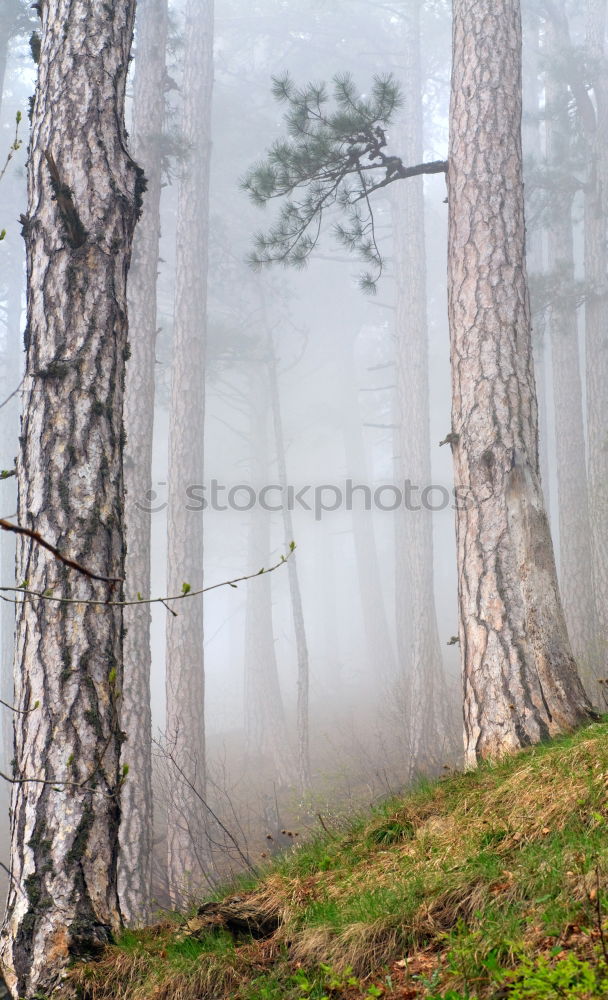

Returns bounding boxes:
[392,0,453,776]
[584,0,608,677]
[266,330,311,791]
[244,364,294,787]
[0,2,140,995]
[448,0,592,765]
[119,0,169,927]
[165,0,214,903]
[544,5,600,689]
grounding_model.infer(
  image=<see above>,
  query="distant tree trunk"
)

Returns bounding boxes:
[244,364,294,786]
[448,0,592,764]
[544,4,600,690]
[584,0,608,676]
[0,8,10,102]
[119,0,169,928]
[165,0,214,903]
[0,3,30,100]
[392,0,452,776]
[522,8,551,512]
[0,2,140,995]
[340,350,397,690]
[266,328,311,790]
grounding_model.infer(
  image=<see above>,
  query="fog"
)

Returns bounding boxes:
[0,0,603,906]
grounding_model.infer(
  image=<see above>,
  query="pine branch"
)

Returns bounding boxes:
[243,72,447,289]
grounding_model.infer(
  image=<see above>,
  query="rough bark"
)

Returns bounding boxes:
[544,5,600,689]
[244,365,294,787]
[119,0,169,928]
[0,259,21,773]
[448,0,592,765]
[165,0,214,904]
[266,330,311,791]
[584,0,608,677]
[392,0,453,776]
[0,2,140,995]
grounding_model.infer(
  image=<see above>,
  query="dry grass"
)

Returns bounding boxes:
[64,721,608,1000]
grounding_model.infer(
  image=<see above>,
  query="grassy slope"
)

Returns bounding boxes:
[67,721,608,1000]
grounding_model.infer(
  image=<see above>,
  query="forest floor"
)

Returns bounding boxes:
[66,720,608,1000]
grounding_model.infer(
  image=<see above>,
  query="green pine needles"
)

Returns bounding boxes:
[243,72,447,292]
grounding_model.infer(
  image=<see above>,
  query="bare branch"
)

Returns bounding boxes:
[0,518,122,587]
[0,544,296,610]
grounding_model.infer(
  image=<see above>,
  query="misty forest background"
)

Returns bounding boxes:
[0,0,604,915]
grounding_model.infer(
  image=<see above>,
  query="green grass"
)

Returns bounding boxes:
[65,720,608,1000]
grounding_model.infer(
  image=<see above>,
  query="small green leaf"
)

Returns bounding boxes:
[181,582,191,595]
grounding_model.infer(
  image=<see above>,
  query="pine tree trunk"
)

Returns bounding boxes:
[448,0,592,765]
[544,5,600,690]
[584,0,608,677]
[340,350,397,689]
[244,365,294,786]
[0,2,140,995]
[119,0,169,927]
[266,330,311,791]
[522,9,551,515]
[0,12,9,106]
[165,0,214,903]
[392,0,453,776]
[0,261,21,772]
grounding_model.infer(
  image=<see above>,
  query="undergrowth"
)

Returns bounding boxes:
[65,720,608,999]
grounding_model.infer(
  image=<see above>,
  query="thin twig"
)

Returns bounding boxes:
[0,518,122,587]
[0,696,39,715]
[0,376,25,411]
[0,545,295,610]
[154,737,256,874]
[595,866,608,964]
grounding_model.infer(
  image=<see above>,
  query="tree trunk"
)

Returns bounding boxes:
[266,329,311,791]
[584,0,608,677]
[0,9,9,107]
[340,350,397,691]
[0,260,21,772]
[119,0,169,928]
[392,0,453,776]
[244,364,294,787]
[0,2,140,995]
[544,4,600,690]
[448,0,592,765]
[165,0,214,904]
[522,8,551,514]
